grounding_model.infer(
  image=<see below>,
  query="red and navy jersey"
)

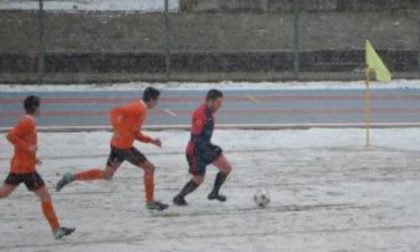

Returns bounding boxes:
[189,104,214,145]
[186,104,215,154]
[186,104,223,169]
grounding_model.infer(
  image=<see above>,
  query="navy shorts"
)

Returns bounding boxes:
[187,144,222,176]
[106,146,147,167]
[4,171,45,191]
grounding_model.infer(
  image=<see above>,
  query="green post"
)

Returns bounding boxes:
[164,0,171,81]
[293,0,300,80]
[38,0,45,84]
[418,9,420,78]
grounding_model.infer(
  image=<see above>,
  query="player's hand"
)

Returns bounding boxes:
[28,145,38,153]
[151,138,162,148]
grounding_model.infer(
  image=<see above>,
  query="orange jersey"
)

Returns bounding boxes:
[110,100,153,149]
[7,115,37,174]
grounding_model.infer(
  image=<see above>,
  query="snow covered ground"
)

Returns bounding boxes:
[0,128,419,251]
[1,79,420,92]
[0,0,179,12]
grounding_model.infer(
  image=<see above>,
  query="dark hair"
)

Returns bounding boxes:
[23,95,40,114]
[142,87,160,102]
[206,89,223,101]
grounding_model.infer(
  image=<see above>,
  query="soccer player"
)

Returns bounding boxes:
[173,89,232,206]
[0,95,75,239]
[56,87,168,211]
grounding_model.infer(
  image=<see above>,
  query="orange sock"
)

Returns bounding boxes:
[74,169,105,181]
[144,175,154,203]
[41,201,60,232]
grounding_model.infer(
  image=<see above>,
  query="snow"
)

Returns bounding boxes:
[0,0,179,12]
[1,79,420,92]
[1,128,420,251]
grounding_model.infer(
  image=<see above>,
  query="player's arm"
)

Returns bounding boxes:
[6,120,35,151]
[135,131,153,143]
[135,132,161,147]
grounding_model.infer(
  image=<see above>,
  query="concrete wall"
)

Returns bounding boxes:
[184,0,419,13]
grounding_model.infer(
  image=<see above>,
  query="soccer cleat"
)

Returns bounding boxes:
[146,201,169,211]
[173,195,188,206]
[54,226,75,240]
[207,192,227,202]
[56,173,74,192]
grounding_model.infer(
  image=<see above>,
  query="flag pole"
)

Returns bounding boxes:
[364,66,372,146]
[364,40,392,147]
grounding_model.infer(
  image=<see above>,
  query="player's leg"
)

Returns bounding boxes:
[208,154,232,202]
[74,146,125,181]
[140,160,155,204]
[56,147,123,192]
[173,154,205,206]
[0,184,17,199]
[126,148,168,210]
[173,175,204,206]
[0,173,21,198]
[72,161,121,181]
[30,172,75,239]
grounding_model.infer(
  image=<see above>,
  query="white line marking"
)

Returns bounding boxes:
[164,109,177,117]
[247,95,259,103]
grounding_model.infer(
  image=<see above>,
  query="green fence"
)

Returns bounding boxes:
[0,0,418,83]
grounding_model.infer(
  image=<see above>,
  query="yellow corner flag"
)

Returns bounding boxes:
[365,40,392,82]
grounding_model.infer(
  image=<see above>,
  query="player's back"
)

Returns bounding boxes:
[7,115,37,174]
[110,100,147,149]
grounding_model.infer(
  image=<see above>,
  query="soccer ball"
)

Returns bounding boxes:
[253,189,270,207]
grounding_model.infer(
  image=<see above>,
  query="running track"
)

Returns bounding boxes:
[1,88,420,131]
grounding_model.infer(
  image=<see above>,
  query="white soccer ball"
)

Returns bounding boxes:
[253,189,270,207]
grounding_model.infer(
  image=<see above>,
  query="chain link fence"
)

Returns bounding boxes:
[0,0,418,83]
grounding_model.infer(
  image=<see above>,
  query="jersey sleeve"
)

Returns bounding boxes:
[135,131,153,143]
[134,104,152,143]
[6,119,33,150]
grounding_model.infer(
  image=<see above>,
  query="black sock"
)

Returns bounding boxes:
[178,180,199,198]
[211,172,228,195]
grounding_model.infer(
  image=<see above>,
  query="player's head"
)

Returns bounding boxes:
[206,89,223,112]
[23,95,41,115]
[142,87,160,109]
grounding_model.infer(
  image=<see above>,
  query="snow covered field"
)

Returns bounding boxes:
[0,0,179,12]
[0,128,419,251]
[1,79,420,92]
